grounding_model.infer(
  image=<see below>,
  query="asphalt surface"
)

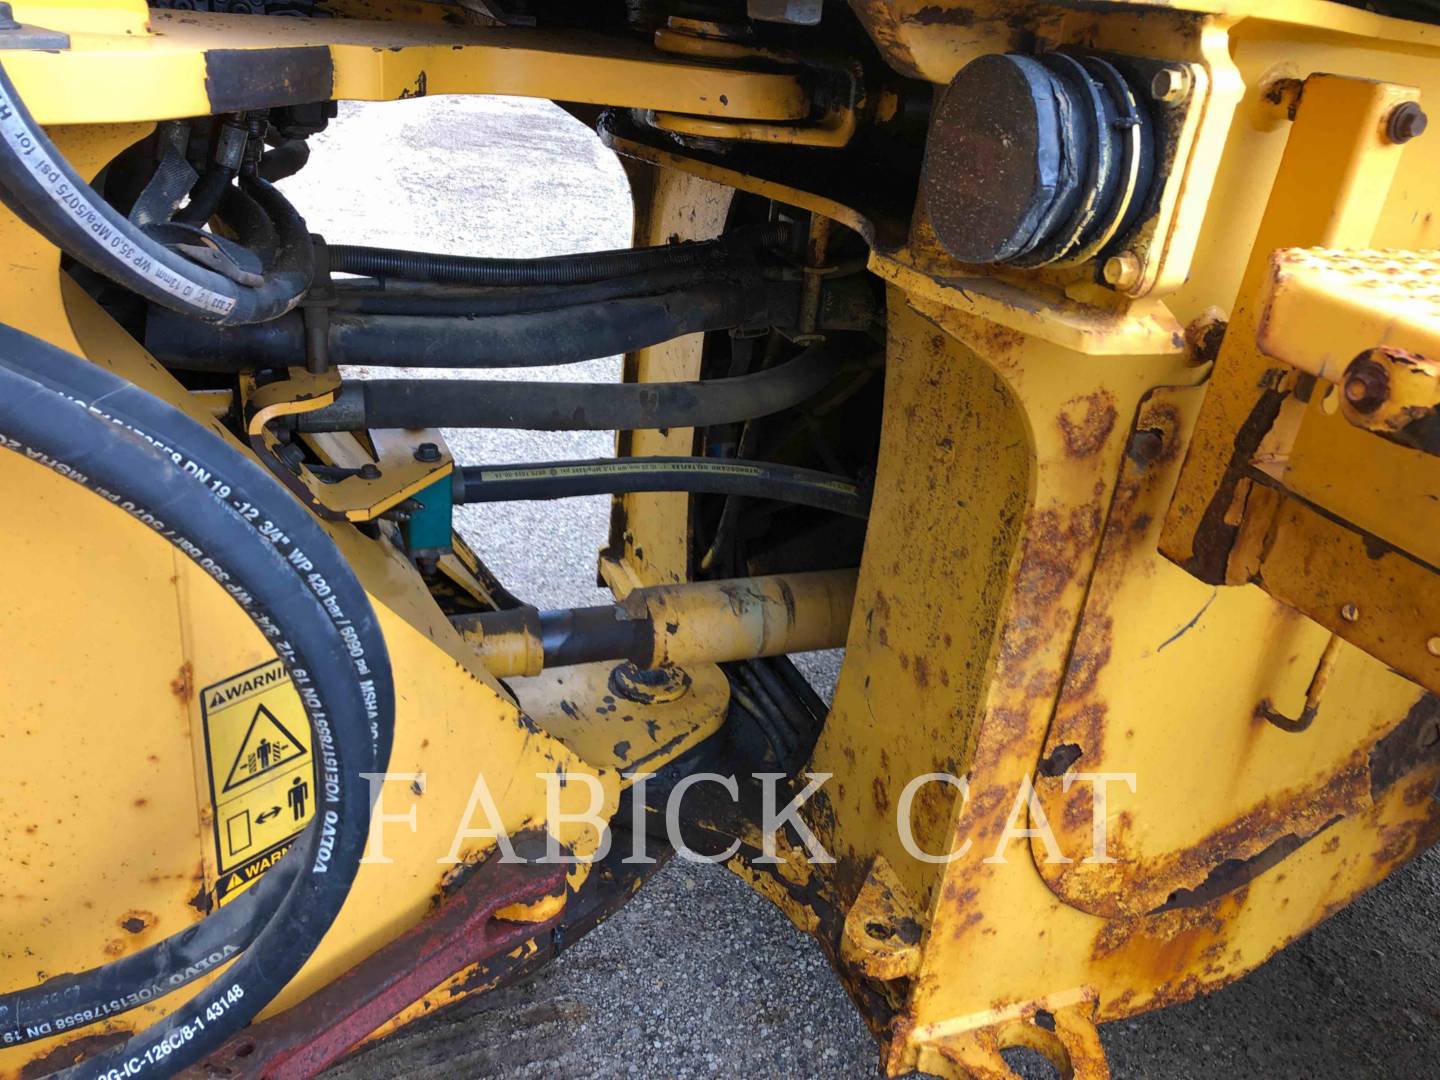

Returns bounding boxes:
[285,96,1440,1079]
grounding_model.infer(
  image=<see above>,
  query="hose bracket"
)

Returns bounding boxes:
[243,368,453,524]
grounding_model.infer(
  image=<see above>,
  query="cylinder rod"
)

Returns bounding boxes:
[452,569,858,678]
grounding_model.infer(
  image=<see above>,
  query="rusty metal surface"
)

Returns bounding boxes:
[1160,74,1415,581]
[1029,385,1440,919]
[190,855,567,1079]
[839,856,924,982]
[920,53,1053,265]
[505,660,730,781]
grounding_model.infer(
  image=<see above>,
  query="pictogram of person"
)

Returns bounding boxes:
[288,775,310,821]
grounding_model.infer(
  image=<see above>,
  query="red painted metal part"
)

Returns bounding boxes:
[188,857,566,1079]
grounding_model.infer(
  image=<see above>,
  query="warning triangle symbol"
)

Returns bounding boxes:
[227,873,244,891]
[223,704,305,792]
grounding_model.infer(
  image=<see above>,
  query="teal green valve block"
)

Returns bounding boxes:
[401,471,454,559]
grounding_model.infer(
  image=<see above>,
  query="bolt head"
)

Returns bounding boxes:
[1102,252,1142,290]
[1151,67,1192,104]
[1427,636,1440,657]
[414,441,442,463]
[1386,101,1428,144]
[1341,353,1390,414]
[358,463,381,480]
[1340,603,1360,623]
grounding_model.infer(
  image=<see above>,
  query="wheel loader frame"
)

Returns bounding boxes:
[2,1,1440,1077]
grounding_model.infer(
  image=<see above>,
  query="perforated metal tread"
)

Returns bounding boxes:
[1257,247,1440,380]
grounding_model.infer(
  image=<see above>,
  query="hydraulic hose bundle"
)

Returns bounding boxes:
[324,224,788,287]
[145,280,781,372]
[0,325,394,1076]
[0,62,311,326]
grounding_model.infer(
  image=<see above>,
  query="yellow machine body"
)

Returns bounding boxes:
[3,1,1440,1077]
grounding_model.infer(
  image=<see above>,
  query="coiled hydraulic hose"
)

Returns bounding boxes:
[453,457,869,519]
[0,62,311,325]
[293,343,846,433]
[326,224,788,287]
[0,324,393,1076]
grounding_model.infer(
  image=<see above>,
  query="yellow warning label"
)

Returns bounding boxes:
[199,660,314,905]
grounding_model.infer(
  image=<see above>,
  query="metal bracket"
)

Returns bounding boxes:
[648,21,862,148]
[0,3,68,51]
[914,998,1110,1080]
[242,369,453,523]
[839,855,923,981]
[191,854,566,1079]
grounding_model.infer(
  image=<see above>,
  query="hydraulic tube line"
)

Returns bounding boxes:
[452,457,869,519]
[453,569,859,679]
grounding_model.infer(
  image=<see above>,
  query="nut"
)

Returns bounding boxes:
[1386,101,1428,144]
[1151,67,1192,104]
[414,441,442,463]
[1102,252,1142,291]
[1341,352,1390,414]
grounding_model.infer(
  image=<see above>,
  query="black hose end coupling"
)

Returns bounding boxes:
[919,51,1156,269]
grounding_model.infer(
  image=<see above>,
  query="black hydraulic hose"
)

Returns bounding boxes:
[0,324,392,1076]
[326,225,788,287]
[453,457,868,519]
[258,138,311,184]
[173,164,237,226]
[0,62,311,325]
[293,344,844,433]
[334,264,730,318]
[146,281,784,372]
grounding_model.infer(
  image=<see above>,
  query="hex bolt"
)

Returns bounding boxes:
[1102,252,1142,291]
[1151,67,1192,104]
[1341,353,1390,414]
[1343,370,1385,410]
[358,463,382,480]
[1340,603,1360,623]
[1128,428,1166,468]
[414,441,441,463]
[1386,101,1428,144]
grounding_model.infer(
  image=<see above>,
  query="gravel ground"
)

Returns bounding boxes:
[283,96,1440,1079]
